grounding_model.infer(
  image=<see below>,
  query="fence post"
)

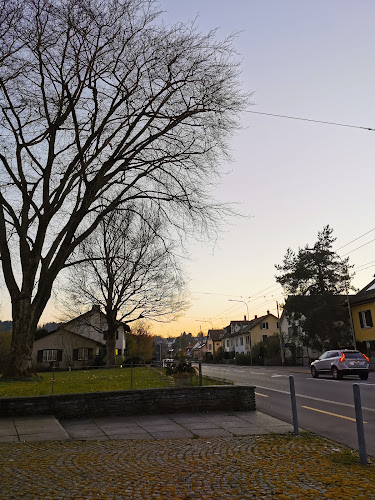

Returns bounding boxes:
[51,365,55,395]
[130,362,133,389]
[198,362,202,386]
[353,383,367,465]
[289,375,299,435]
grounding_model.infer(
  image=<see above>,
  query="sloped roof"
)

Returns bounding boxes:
[280,294,355,320]
[349,278,375,306]
[223,314,278,338]
[35,305,130,343]
[207,329,224,341]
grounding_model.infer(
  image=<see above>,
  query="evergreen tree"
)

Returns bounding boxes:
[275,226,355,351]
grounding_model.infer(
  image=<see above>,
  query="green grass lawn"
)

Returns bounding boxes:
[0,367,228,397]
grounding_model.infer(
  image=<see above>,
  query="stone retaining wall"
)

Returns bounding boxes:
[0,385,255,418]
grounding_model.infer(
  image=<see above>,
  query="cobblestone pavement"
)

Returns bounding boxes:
[1,433,374,499]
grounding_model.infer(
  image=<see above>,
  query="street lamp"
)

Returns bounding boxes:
[228,299,252,365]
[195,319,214,329]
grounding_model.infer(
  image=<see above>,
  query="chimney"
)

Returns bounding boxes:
[92,304,101,312]
[244,315,246,321]
[254,315,257,319]
[267,310,269,315]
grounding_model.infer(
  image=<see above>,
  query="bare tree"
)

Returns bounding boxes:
[63,204,188,366]
[126,319,154,363]
[0,0,247,377]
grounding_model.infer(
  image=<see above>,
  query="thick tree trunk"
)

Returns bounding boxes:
[3,298,39,378]
[105,328,117,367]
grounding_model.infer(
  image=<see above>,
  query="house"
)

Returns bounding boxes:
[280,295,352,364]
[32,305,128,370]
[223,312,279,356]
[349,277,375,352]
[185,340,206,361]
[205,329,225,356]
[222,318,250,355]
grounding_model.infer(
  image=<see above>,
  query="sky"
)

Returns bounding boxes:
[1,1,375,337]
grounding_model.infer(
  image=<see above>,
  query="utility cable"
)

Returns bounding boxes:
[335,227,375,252]
[245,110,375,132]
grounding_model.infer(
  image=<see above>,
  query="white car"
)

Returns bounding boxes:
[310,349,370,380]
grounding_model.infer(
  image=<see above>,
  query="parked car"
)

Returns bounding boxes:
[310,350,370,380]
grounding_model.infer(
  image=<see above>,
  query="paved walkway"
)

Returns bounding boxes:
[1,421,374,499]
[0,410,292,442]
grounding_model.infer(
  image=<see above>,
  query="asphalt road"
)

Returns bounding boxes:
[199,363,375,456]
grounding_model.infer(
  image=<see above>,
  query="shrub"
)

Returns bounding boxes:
[235,353,252,366]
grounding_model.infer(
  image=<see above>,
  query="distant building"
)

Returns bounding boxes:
[32,305,128,370]
[349,277,375,353]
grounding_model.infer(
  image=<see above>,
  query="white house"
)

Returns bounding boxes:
[32,305,128,370]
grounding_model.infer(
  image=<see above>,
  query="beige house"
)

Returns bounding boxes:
[205,329,225,356]
[32,305,128,370]
[223,312,279,356]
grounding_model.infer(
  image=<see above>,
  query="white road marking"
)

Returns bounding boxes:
[250,384,375,413]
[255,392,268,398]
[306,377,375,386]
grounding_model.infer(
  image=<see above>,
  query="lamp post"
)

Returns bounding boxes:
[228,299,252,365]
[196,319,214,329]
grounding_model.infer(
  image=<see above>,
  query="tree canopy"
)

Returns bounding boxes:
[0,0,247,377]
[275,226,355,351]
[62,203,188,365]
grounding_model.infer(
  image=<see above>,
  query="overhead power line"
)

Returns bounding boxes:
[246,110,375,132]
[342,237,375,257]
[335,227,375,252]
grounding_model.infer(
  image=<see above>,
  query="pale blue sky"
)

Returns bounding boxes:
[2,1,374,335]
[151,0,375,336]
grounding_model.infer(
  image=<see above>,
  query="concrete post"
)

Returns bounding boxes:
[353,383,367,465]
[289,375,299,436]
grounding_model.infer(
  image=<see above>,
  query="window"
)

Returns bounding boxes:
[276,321,279,329]
[246,336,250,344]
[116,348,122,356]
[235,338,238,346]
[261,322,269,330]
[240,337,244,346]
[359,310,373,329]
[226,340,229,347]
[78,348,89,361]
[43,350,57,362]
[262,335,268,342]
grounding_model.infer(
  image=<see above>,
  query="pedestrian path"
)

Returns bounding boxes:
[0,410,293,442]
[1,429,374,499]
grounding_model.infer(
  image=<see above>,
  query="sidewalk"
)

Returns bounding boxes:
[0,410,292,442]
[1,414,374,499]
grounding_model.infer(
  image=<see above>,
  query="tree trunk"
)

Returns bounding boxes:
[105,328,117,367]
[3,298,39,378]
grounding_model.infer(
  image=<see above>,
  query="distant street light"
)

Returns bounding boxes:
[195,319,214,329]
[228,299,252,365]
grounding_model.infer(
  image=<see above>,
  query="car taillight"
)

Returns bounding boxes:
[340,353,345,362]
[362,353,370,362]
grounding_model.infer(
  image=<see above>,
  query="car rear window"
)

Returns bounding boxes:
[344,352,364,359]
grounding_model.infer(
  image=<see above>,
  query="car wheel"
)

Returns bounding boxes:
[359,373,369,380]
[332,366,342,380]
[311,366,319,378]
